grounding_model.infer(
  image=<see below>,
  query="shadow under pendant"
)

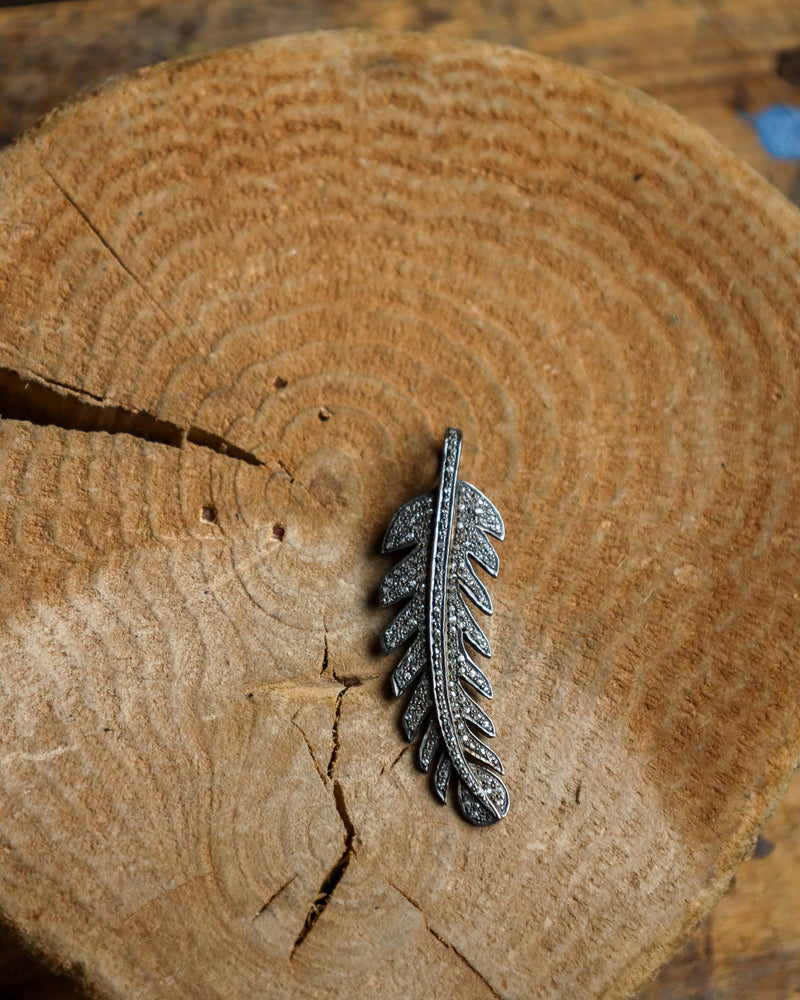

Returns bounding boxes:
[379,427,509,826]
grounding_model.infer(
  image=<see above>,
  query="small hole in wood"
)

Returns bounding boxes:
[633,171,644,182]
[272,523,285,541]
[273,376,288,390]
[753,834,775,859]
[318,406,332,421]
[201,506,217,523]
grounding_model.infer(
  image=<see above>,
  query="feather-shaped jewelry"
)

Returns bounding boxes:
[380,427,509,825]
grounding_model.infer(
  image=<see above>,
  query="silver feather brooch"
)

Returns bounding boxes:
[379,427,509,825]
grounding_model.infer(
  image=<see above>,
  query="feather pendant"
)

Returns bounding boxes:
[380,428,509,826]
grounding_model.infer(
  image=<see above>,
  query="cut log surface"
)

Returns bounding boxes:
[2,0,800,200]
[0,30,799,1000]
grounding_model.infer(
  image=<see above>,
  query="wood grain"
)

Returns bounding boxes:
[0,0,798,198]
[6,775,800,1000]
[1,30,800,1000]
[640,769,800,999]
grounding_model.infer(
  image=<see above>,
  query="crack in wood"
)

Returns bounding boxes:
[287,674,360,956]
[291,718,326,787]
[290,781,354,959]
[319,619,329,676]
[43,164,181,332]
[386,881,504,1000]
[382,742,411,775]
[326,689,345,780]
[253,874,297,921]
[0,366,264,466]
[276,458,295,483]
[29,372,105,402]
[319,625,374,687]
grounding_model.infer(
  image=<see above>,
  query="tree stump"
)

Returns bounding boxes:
[1,30,799,1000]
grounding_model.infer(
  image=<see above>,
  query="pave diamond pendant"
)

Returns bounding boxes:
[379,428,508,826]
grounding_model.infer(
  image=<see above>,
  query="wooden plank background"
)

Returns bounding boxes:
[0,2,798,999]
[1,0,799,203]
